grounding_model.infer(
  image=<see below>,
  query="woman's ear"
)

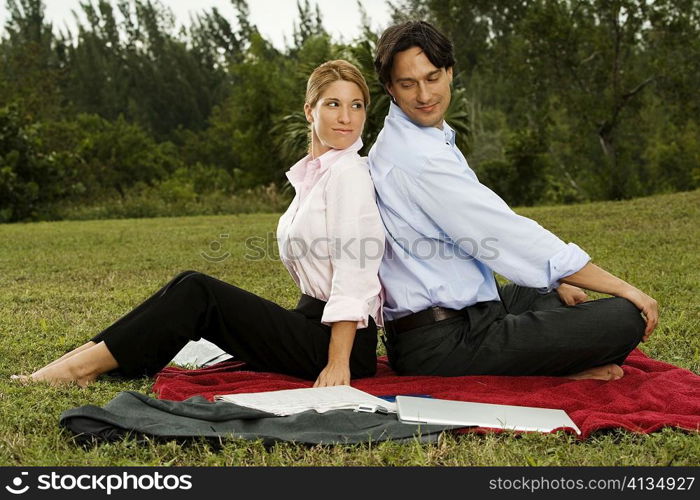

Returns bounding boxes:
[303,103,313,123]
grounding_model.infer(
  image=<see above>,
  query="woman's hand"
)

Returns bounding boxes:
[313,361,351,387]
[556,283,588,306]
[313,320,357,387]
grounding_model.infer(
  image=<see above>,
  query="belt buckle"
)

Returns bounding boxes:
[431,306,446,322]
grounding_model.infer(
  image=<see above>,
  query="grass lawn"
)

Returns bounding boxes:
[0,190,698,466]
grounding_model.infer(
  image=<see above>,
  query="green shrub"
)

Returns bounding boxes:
[644,120,700,193]
[51,182,292,221]
[0,104,82,222]
[477,129,553,206]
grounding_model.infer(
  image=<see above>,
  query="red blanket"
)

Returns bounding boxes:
[152,349,700,440]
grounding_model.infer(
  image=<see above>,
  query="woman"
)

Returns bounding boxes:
[13,60,385,388]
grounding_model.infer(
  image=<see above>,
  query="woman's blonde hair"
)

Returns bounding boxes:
[305,59,370,109]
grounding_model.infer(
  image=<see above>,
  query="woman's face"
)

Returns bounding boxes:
[304,80,366,157]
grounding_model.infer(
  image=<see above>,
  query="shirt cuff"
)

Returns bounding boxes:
[321,295,372,329]
[545,243,591,292]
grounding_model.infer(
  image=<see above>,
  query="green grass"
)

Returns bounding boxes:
[0,190,698,466]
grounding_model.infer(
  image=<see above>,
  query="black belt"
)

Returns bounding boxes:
[385,306,465,335]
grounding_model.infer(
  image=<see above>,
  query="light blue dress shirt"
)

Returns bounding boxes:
[368,103,591,320]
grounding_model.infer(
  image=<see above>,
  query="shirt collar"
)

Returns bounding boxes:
[443,122,456,146]
[285,137,363,189]
[388,101,455,145]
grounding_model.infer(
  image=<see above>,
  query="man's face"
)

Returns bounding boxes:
[386,46,453,129]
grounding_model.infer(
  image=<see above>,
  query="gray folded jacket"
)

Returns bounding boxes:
[59,391,452,446]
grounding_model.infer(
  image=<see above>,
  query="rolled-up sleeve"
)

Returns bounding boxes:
[321,158,385,328]
[406,149,590,291]
[547,242,591,289]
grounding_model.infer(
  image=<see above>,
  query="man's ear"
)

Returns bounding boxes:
[446,66,454,84]
[385,83,395,101]
[303,103,313,123]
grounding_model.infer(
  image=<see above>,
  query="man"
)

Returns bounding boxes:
[368,21,658,380]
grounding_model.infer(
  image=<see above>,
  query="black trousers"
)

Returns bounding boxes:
[90,270,378,380]
[383,283,646,376]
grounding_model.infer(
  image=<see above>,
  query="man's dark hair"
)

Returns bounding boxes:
[374,20,455,87]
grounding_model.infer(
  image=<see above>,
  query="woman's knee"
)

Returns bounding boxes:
[172,270,199,280]
[167,270,212,293]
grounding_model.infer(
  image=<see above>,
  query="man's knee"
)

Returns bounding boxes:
[608,297,645,344]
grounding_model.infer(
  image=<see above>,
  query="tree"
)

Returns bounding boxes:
[0,0,64,118]
[60,0,230,139]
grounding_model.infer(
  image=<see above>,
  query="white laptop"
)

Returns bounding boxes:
[396,396,581,435]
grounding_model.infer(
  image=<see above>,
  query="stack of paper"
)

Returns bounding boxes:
[214,385,397,416]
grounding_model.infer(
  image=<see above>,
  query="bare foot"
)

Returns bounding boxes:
[28,361,96,388]
[565,363,624,381]
[42,341,97,370]
[11,371,85,387]
[13,342,117,388]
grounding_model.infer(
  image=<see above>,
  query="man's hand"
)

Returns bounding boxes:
[559,263,660,342]
[556,283,588,306]
[313,361,351,387]
[620,287,659,342]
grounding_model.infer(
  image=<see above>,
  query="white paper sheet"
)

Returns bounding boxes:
[170,339,233,368]
[214,385,397,416]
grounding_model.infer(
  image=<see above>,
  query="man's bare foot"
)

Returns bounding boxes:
[565,363,624,381]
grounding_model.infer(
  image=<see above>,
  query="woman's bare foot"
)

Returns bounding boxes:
[565,363,624,381]
[27,360,96,388]
[9,374,32,384]
[42,341,97,370]
[10,342,118,388]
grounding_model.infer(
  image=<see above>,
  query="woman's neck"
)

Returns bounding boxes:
[311,141,331,159]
